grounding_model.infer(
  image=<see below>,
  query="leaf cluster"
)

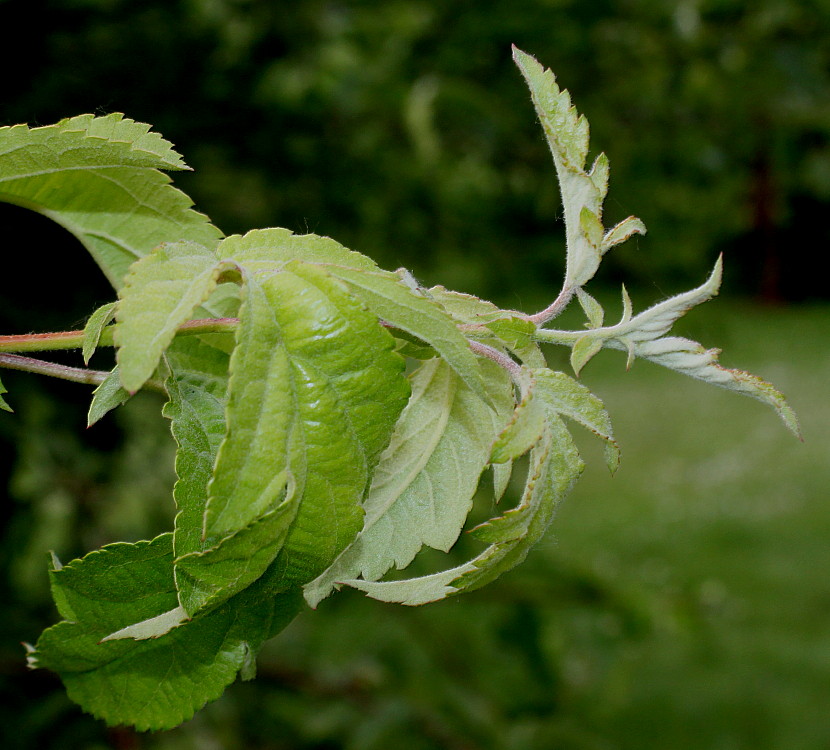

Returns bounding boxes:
[0,48,797,730]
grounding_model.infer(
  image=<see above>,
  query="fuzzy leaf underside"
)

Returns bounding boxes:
[512,47,644,290]
[303,358,512,608]
[532,368,620,471]
[571,257,799,436]
[489,369,546,464]
[32,534,303,731]
[199,263,410,599]
[0,114,222,288]
[340,414,584,605]
[115,241,226,392]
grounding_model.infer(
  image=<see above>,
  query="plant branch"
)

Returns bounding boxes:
[0,353,111,387]
[0,317,240,355]
[527,286,575,326]
[468,340,523,381]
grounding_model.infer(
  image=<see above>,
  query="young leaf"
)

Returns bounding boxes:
[570,334,603,376]
[576,288,604,329]
[489,369,546,464]
[0,374,11,412]
[218,227,379,273]
[87,367,131,427]
[512,47,645,290]
[322,266,489,403]
[602,216,647,253]
[429,286,547,368]
[115,240,227,393]
[562,257,799,436]
[339,414,584,605]
[82,302,117,364]
[198,262,410,600]
[532,368,620,472]
[31,534,304,731]
[0,114,222,288]
[303,358,512,608]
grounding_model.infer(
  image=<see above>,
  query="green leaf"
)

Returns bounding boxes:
[0,114,222,288]
[579,257,798,436]
[323,267,489,403]
[512,47,645,290]
[489,369,546,464]
[570,335,603,376]
[175,474,300,616]
[303,358,512,608]
[576,288,604,329]
[492,461,513,502]
[533,368,620,472]
[602,216,647,253]
[31,533,303,731]
[198,262,409,599]
[218,227,379,273]
[340,414,584,605]
[162,339,232,602]
[0,374,12,412]
[484,316,536,351]
[87,367,131,426]
[82,302,117,364]
[115,240,226,393]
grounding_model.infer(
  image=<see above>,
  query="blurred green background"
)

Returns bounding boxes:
[1,0,828,748]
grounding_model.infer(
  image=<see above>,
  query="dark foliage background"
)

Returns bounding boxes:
[1,1,828,748]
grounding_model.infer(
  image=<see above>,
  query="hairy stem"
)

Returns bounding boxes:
[0,353,167,393]
[468,340,523,381]
[0,353,111,387]
[527,287,575,326]
[0,317,240,355]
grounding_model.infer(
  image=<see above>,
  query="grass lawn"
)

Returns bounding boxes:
[528,301,830,749]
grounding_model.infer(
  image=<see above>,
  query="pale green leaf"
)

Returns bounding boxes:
[613,335,801,436]
[115,240,226,393]
[82,302,117,364]
[576,288,604,329]
[218,227,379,274]
[602,216,647,252]
[490,369,546,464]
[484,316,537,351]
[579,206,604,250]
[87,367,131,426]
[604,256,724,344]
[303,358,512,608]
[341,415,584,604]
[588,152,609,198]
[31,533,303,731]
[570,335,603,376]
[565,257,799,435]
[0,114,222,288]
[533,368,620,472]
[201,263,409,594]
[493,462,513,502]
[428,286,546,367]
[323,266,489,402]
[512,47,604,289]
[100,606,190,642]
